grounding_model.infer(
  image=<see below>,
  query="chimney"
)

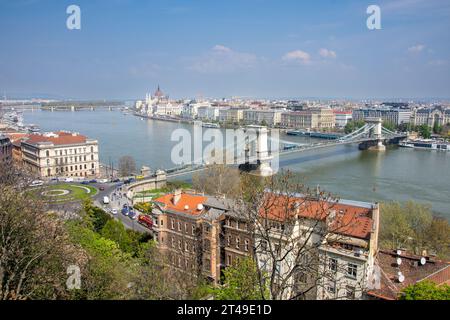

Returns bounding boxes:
[173,189,182,205]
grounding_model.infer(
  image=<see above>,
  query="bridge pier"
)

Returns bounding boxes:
[239,126,274,177]
[362,117,386,151]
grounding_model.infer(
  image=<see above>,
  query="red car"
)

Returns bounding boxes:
[138,215,153,230]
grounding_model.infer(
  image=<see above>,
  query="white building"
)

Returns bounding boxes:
[20,131,100,178]
[243,110,282,126]
[334,111,353,128]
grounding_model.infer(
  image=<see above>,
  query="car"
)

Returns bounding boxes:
[89,179,97,183]
[29,180,44,187]
[99,186,105,191]
[112,178,121,183]
[128,211,137,220]
[103,196,110,204]
[111,209,118,215]
[98,178,108,183]
[121,207,129,216]
[65,177,74,182]
[138,215,153,230]
[81,181,90,185]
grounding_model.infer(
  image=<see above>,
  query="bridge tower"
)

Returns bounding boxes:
[240,126,274,177]
[363,117,386,151]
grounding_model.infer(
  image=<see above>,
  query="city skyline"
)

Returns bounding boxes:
[1,0,450,100]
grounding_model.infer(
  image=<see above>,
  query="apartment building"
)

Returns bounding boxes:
[218,109,244,123]
[151,190,379,300]
[411,105,450,127]
[243,110,282,127]
[197,106,220,121]
[333,111,353,128]
[254,194,379,300]
[352,107,412,126]
[20,131,100,178]
[281,108,335,129]
[152,191,227,283]
[0,135,12,164]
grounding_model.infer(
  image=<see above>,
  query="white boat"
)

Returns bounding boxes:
[399,139,449,151]
[202,122,220,129]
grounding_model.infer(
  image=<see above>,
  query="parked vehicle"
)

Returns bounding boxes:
[138,215,153,230]
[65,177,74,182]
[111,209,118,215]
[103,196,110,204]
[29,180,44,187]
[128,211,137,220]
[99,186,105,191]
[121,207,129,216]
[98,178,108,183]
[89,179,97,183]
[81,181,90,185]
[112,178,121,183]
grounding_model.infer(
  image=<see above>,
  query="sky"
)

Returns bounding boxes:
[0,0,449,100]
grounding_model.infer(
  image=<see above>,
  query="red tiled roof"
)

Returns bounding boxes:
[367,250,450,300]
[25,132,87,146]
[259,194,373,239]
[154,193,207,216]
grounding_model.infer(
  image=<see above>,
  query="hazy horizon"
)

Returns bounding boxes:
[1,0,450,100]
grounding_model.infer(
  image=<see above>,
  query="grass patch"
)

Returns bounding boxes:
[32,184,98,203]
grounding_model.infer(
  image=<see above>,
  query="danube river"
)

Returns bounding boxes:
[23,109,449,217]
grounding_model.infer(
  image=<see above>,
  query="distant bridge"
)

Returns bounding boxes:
[137,117,407,180]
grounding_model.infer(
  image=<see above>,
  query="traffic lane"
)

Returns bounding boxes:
[106,194,151,234]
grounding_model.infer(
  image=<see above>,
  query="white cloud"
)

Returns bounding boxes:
[282,50,311,65]
[318,48,337,59]
[407,44,426,53]
[188,45,258,73]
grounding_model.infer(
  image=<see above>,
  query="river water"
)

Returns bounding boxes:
[23,109,449,217]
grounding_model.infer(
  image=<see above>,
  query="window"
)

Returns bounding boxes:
[160,219,163,226]
[329,258,338,273]
[236,237,240,249]
[261,240,268,251]
[327,282,336,294]
[227,235,231,247]
[171,219,175,230]
[171,238,175,248]
[236,221,239,230]
[244,239,249,252]
[346,286,355,299]
[46,150,49,157]
[178,240,182,250]
[227,254,232,266]
[178,222,181,231]
[185,242,189,252]
[347,263,358,278]
[184,223,188,233]
[192,225,195,235]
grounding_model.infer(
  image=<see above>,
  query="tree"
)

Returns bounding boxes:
[383,121,396,132]
[118,155,136,177]
[228,170,362,300]
[344,120,365,134]
[426,217,450,259]
[211,258,268,300]
[101,220,134,253]
[192,164,241,197]
[433,121,443,134]
[401,280,450,300]
[379,201,450,259]
[418,124,431,139]
[0,163,85,300]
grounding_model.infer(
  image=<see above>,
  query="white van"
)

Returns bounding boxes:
[103,196,110,204]
[99,179,108,184]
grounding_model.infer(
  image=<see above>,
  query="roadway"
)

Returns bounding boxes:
[92,182,151,234]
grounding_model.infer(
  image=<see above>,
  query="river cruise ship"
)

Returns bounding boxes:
[399,139,449,151]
